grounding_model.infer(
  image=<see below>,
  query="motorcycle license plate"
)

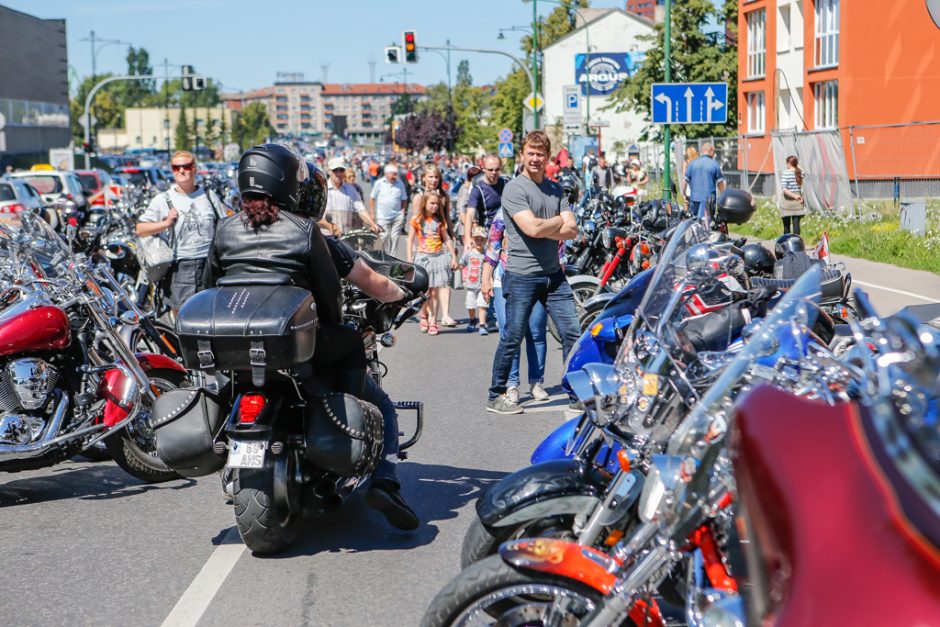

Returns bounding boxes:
[227,440,266,469]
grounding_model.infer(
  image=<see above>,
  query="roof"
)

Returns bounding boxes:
[321,83,426,96]
[543,7,656,51]
[221,86,275,102]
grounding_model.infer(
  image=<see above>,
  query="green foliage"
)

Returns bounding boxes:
[734,200,940,274]
[391,94,417,116]
[608,0,738,140]
[121,47,155,109]
[232,102,273,150]
[175,104,191,151]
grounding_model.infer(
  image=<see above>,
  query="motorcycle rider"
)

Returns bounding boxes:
[206,144,419,530]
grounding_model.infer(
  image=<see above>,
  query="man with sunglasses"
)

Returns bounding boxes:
[136,150,228,315]
[464,154,505,247]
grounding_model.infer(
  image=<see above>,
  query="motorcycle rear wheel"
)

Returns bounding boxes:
[422,555,610,627]
[104,368,185,483]
[233,454,302,555]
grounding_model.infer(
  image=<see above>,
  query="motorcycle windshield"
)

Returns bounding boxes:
[666,264,824,459]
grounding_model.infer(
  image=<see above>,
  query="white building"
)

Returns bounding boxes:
[542,8,655,152]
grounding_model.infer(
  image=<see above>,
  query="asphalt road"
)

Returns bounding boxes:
[0,292,574,627]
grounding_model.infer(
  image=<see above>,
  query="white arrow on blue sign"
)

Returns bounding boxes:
[651,82,728,125]
[497,142,514,158]
[498,127,514,142]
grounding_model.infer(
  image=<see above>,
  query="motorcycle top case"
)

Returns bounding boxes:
[176,285,318,378]
[716,189,756,225]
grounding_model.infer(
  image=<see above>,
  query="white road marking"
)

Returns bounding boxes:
[852,280,940,303]
[161,526,244,627]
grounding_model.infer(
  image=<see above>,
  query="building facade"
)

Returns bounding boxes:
[542,9,655,154]
[97,107,235,153]
[0,5,70,165]
[321,83,426,143]
[738,0,940,176]
[625,0,665,22]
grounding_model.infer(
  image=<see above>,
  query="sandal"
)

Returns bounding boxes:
[441,318,458,328]
[419,314,429,333]
[427,324,440,336]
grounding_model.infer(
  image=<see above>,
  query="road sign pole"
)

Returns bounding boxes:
[532,0,540,129]
[662,0,672,202]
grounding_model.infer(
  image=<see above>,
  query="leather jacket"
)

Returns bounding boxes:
[204,211,343,324]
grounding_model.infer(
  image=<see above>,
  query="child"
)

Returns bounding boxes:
[460,226,489,334]
[406,190,458,336]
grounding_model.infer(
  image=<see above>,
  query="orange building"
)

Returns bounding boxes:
[737,0,940,177]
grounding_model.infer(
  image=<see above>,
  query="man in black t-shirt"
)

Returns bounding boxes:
[325,236,420,530]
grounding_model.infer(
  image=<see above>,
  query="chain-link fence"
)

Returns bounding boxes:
[845,122,940,202]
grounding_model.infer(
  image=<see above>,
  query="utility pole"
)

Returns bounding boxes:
[164,58,171,153]
[662,0,673,201]
[88,30,97,80]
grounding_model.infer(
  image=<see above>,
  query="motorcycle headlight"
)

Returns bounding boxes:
[638,454,696,523]
[602,228,613,249]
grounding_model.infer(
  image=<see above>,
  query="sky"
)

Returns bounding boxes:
[4,0,628,93]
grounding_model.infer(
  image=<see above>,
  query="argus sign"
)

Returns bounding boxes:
[575,52,644,96]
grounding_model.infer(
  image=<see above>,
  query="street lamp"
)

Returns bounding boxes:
[497,26,533,40]
[520,0,541,128]
[81,31,132,81]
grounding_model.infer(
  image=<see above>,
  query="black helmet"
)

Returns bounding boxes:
[238,144,313,213]
[774,233,806,260]
[299,161,328,220]
[742,243,775,276]
[558,171,580,205]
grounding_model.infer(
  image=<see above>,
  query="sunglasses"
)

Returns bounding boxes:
[172,162,195,172]
[332,167,346,173]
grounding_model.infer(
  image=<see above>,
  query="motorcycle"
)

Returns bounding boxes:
[0,210,189,481]
[156,250,428,554]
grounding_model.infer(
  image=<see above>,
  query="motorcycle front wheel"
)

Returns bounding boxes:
[460,513,577,570]
[104,368,185,483]
[421,555,607,627]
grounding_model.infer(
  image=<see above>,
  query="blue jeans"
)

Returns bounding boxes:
[489,270,581,400]
[690,195,716,221]
[361,376,400,487]
[493,286,547,388]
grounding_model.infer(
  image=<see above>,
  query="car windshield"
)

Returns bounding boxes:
[20,175,62,195]
[76,173,100,192]
[0,184,15,202]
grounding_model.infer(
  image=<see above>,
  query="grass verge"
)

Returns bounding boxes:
[734,200,940,274]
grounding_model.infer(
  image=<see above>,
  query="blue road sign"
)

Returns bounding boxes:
[565,92,579,109]
[498,141,514,158]
[651,82,728,125]
[498,128,514,142]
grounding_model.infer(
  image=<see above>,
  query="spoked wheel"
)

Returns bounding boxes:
[104,368,184,483]
[233,449,303,555]
[422,555,604,627]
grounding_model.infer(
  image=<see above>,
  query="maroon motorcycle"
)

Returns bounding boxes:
[0,211,187,482]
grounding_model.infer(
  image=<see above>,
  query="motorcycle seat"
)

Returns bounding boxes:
[752,268,848,304]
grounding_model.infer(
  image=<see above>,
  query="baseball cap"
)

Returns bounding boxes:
[327,157,348,171]
[471,226,487,239]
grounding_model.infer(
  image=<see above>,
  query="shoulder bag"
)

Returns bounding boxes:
[137,193,177,283]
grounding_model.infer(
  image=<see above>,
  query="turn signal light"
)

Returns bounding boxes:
[616,449,632,473]
[238,393,266,424]
[639,242,651,255]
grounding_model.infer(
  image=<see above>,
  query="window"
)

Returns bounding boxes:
[747,9,766,78]
[777,5,791,52]
[814,80,838,128]
[815,0,839,67]
[747,92,765,134]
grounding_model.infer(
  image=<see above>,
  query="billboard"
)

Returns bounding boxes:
[575,52,644,96]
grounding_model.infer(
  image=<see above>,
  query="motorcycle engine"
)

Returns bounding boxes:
[0,359,60,445]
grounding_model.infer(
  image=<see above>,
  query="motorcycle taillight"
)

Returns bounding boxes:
[238,393,266,424]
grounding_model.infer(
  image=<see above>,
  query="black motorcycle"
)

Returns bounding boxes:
[150,251,427,554]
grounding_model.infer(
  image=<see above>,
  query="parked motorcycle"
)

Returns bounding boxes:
[0,210,189,481]
[153,250,428,554]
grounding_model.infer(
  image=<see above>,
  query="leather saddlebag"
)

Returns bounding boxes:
[150,388,224,477]
[176,285,318,385]
[305,393,384,477]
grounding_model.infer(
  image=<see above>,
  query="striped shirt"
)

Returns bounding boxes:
[780,169,801,192]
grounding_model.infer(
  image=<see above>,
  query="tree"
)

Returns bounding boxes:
[456,59,473,87]
[395,111,453,153]
[232,102,273,150]
[70,73,125,143]
[120,46,155,109]
[175,104,191,151]
[607,0,738,139]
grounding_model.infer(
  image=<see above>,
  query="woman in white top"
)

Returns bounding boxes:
[778,155,806,235]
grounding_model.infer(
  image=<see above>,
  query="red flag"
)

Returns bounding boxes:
[813,232,831,264]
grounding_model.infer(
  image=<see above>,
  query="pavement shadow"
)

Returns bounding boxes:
[260,461,507,559]
[0,461,196,507]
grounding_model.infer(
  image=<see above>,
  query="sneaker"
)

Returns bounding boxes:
[568,399,585,411]
[530,382,550,402]
[366,480,420,531]
[506,386,520,405]
[486,394,524,415]
[485,322,499,333]
[478,326,489,336]
[466,322,477,332]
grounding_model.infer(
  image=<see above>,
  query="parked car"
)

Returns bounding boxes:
[75,168,121,208]
[113,166,169,190]
[9,170,90,219]
[0,177,44,228]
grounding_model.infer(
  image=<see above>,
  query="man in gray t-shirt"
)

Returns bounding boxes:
[481,131,581,414]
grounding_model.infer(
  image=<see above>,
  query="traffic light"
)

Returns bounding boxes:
[82,141,94,154]
[402,31,417,63]
[192,76,207,91]
[384,45,400,64]
[181,65,204,91]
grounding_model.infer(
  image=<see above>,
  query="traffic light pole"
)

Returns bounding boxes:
[662,0,672,202]
[419,45,535,103]
[82,74,172,169]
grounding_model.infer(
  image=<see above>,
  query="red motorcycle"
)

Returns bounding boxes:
[0,212,187,482]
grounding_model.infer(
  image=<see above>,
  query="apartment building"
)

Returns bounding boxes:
[738,0,940,176]
[321,83,426,143]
